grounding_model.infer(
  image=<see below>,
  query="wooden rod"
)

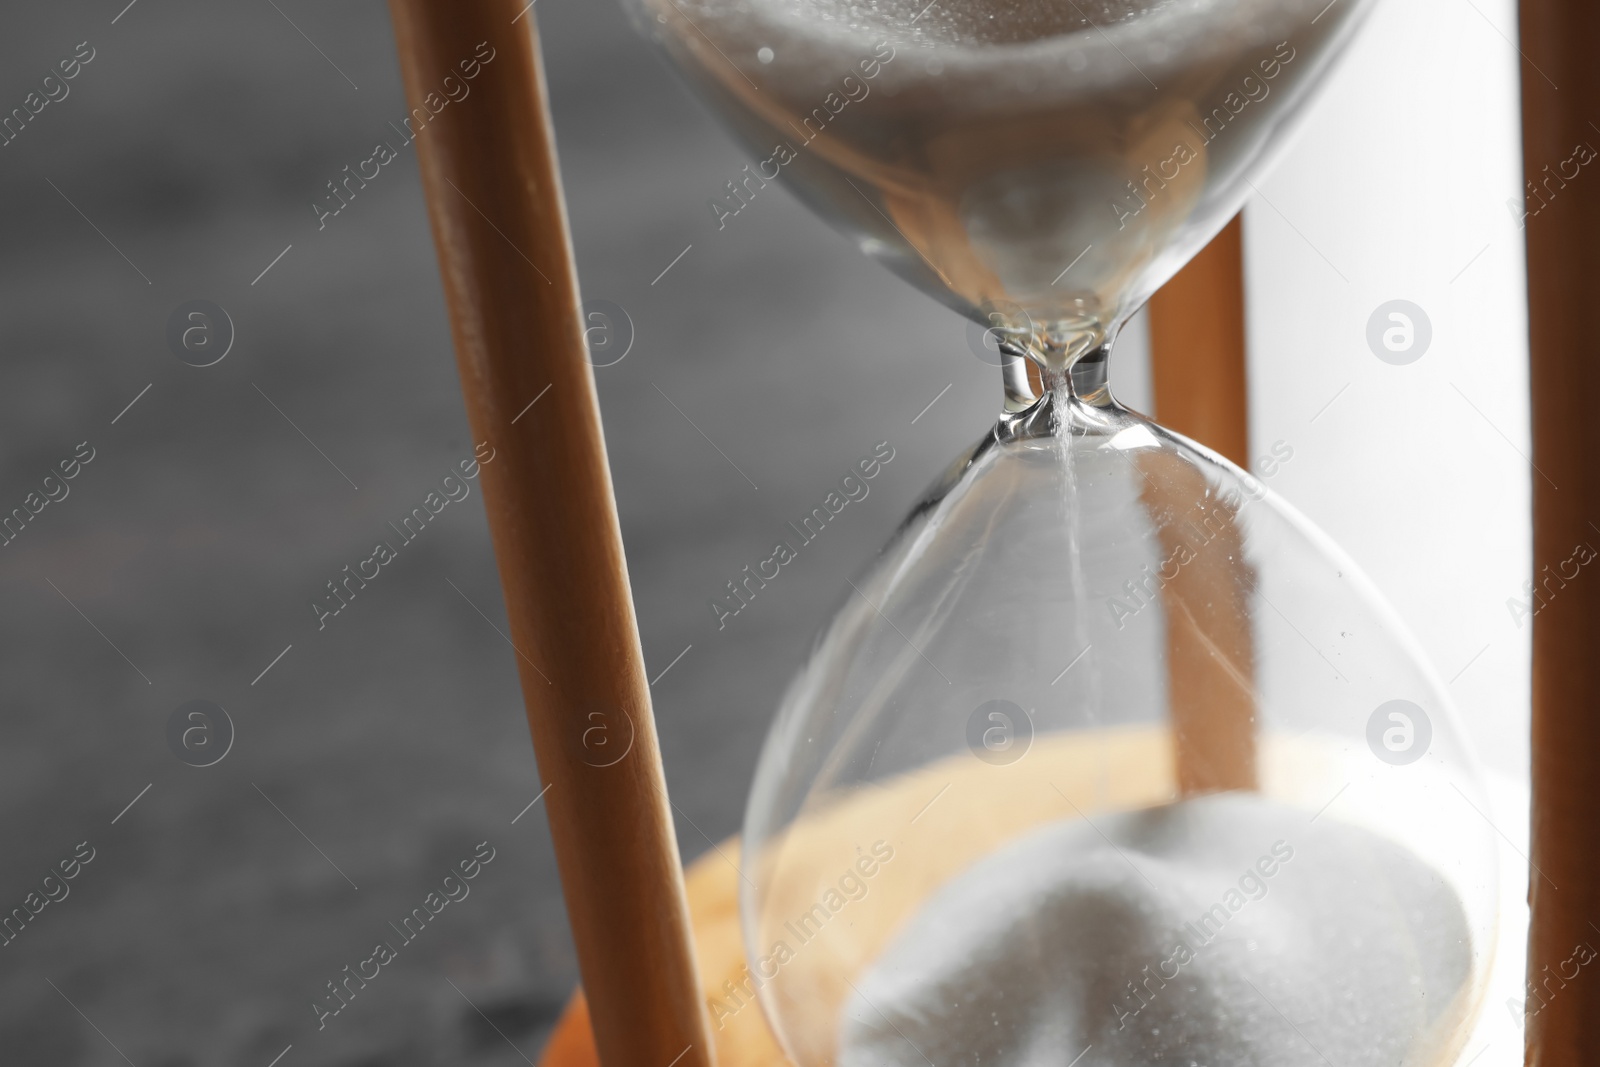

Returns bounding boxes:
[1147,215,1251,468]
[1517,0,1600,1058]
[1136,456,1260,796]
[1145,214,1258,795]
[387,5,714,1065]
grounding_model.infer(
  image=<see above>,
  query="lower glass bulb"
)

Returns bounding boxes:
[739,374,1496,1066]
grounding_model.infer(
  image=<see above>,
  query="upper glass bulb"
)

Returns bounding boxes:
[630,0,1377,350]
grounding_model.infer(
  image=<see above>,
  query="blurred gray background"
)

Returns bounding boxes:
[0,0,1538,1063]
[0,2,1024,1063]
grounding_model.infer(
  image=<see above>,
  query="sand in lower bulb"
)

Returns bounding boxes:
[840,792,1473,1066]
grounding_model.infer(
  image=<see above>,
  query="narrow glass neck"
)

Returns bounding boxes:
[996,341,1121,443]
[1001,342,1113,413]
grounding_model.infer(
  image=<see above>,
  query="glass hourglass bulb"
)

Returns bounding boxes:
[632,0,1377,337]
[624,0,1498,1063]
[736,380,1497,1065]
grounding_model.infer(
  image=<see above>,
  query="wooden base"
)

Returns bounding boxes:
[539,727,1178,1066]
[536,726,1479,1066]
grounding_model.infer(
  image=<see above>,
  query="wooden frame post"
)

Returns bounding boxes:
[1517,0,1600,1059]
[388,5,715,1064]
[1147,214,1259,795]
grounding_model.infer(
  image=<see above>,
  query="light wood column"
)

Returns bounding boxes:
[388,5,714,1065]
[1148,215,1251,467]
[1146,215,1258,795]
[1517,0,1600,1059]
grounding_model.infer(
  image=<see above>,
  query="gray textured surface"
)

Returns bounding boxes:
[0,1,1030,1063]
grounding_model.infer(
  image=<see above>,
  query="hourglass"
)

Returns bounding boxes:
[615,0,1499,1062]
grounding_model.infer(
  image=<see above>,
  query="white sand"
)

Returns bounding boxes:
[665,0,1339,104]
[840,792,1474,1066]
[735,0,1172,48]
